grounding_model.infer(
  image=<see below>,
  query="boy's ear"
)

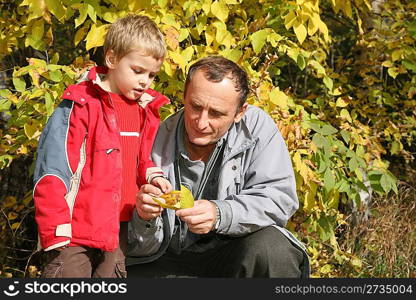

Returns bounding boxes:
[105,50,117,69]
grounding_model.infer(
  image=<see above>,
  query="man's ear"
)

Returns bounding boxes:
[234,102,248,123]
[105,50,117,69]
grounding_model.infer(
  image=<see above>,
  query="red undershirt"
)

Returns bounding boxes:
[111,92,144,221]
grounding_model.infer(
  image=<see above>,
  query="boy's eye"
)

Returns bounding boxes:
[133,69,144,74]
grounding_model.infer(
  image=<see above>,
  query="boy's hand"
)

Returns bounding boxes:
[150,176,172,194]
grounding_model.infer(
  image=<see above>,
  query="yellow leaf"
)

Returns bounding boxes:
[317,18,329,42]
[152,185,194,210]
[74,23,89,47]
[181,46,194,65]
[304,182,318,213]
[211,0,228,22]
[293,21,307,44]
[162,60,173,77]
[165,26,179,51]
[215,24,232,48]
[340,108,352,123]
[205,26,215,46]
[24,120,40,139]
[11,222,20,230]
[4,196,17,208]
[336,97,349,107]
[202,0,212,14]
[308,13,319,36]
[8,212,18,221]
[45,0,66,22]
[161,14,180,30]
[169,50,186,73]
[284,10,297,29]
[391,49,403,62]
[85,23,109,50]
[269,88,288,109]
[74,4,88,28]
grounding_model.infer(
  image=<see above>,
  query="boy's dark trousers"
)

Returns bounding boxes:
[41,222,128,278]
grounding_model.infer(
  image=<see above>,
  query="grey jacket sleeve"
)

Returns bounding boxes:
[213,109,299,236]
[126,210,164,257]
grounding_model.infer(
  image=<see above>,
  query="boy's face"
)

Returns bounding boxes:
[106,49,162,100]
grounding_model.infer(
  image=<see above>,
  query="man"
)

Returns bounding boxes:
[126,56,309,277]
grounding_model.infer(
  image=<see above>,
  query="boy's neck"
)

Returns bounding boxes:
[99,72,120,95]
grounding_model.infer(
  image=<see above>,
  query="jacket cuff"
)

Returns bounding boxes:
[44,240,71,252]
[211,200,232,234]
[146,167,165,184]
[55,223,72,237]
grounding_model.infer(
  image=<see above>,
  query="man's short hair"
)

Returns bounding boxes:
[103,14,166,63]
[185,56,250,107]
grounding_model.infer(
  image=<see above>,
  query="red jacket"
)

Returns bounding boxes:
[33,66,169,251]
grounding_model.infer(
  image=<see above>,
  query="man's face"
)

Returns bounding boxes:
[183,70,247,147]
[106,49,162,100]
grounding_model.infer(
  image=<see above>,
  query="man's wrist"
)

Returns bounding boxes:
[212,203,221,232]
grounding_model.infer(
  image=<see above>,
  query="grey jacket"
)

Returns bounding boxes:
[126,105,309,275]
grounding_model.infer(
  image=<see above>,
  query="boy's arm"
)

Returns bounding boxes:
[33,99,88,251]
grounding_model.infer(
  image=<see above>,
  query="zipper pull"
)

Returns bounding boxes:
[106,148,114,154]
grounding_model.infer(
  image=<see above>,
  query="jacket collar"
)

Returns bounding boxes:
[160,107,257,164]
[62,66,169,109]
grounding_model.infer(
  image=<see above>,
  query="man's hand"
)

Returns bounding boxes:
[175,200,217,234]
[136,184,165,221]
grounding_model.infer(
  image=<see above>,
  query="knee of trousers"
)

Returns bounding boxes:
[237,227,303,267]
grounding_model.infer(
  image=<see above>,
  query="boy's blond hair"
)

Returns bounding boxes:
[103,14,166,63]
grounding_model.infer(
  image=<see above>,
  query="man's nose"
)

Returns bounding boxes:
[196,111,209,130]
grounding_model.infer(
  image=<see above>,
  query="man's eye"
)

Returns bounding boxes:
[192,104,202,111]
[210,111,223,117]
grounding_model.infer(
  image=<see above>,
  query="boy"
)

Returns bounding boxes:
[33,15,171,278]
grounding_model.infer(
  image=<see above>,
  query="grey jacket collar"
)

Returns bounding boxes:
[158,108,257,166]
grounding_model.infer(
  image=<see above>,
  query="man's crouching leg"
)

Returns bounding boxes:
[210,226,304,278]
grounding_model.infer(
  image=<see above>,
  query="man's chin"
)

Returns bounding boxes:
[187,138,214,148]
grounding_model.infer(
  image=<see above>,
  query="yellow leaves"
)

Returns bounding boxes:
[250,29,271,55]
[45,0,66,22]
[293,21,307,44]
[85,22,109,50]
[165,26,180,51]
[26,18,45,50]
[284,2,330,44]
[74,4,88,28]
[213,21,233,48]
[3,196,17,208]
[269,88,288,109]
[74,23,90,47]
[211,1,229,22]
[335,97,349,108]
[168,46,195,74]
[8,212,18,221]
[24,120,41,140]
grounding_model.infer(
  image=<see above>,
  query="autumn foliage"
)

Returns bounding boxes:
[0,0,415,277]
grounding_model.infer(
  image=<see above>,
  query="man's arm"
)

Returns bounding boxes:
[213,110,298,236]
